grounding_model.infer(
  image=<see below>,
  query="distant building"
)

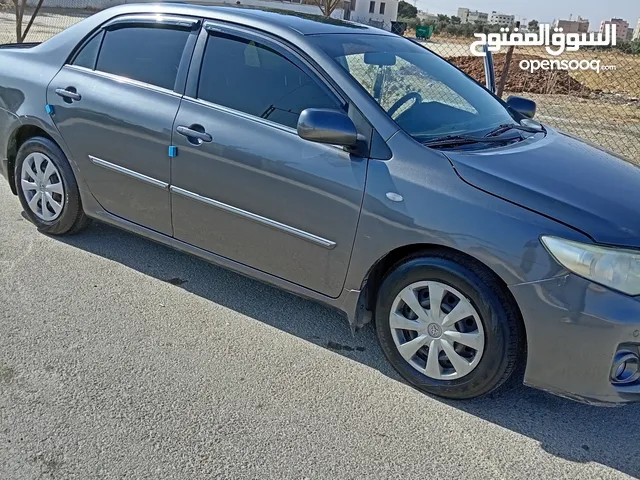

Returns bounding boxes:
[626,28,635,42]
[634,18,640,41]
[555,16,589,34]
[344,0,399,28]
[600,18,630,42]
[457,7,488,25]
[489,11,515,26]
[417,11,438,23]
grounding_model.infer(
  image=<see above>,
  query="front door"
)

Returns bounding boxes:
[170,25,368,297]
[47,16,199,235]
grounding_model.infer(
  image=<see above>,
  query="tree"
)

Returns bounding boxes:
[445,24,461,36]
[528,19,539,31]
[11,0,45,43]
[437,14,450,24]
[397,1,417,19]
[312,0,341,18]
[450,15,461,24]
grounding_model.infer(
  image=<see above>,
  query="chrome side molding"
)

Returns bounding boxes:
[170,186,337,249]
[89,156,169,190]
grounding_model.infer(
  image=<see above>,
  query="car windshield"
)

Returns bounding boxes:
[311,34,517,142]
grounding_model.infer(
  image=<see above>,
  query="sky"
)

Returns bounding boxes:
[415,0,639,28]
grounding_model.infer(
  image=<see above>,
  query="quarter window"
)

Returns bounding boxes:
[71,31,103,69]
[95,25,190,90]
[197,33,341,129]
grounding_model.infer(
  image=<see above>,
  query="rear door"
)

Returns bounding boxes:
[47,15,200,235]
[169,23,369,297]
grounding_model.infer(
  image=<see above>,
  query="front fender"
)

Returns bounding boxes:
[345,132,589,294]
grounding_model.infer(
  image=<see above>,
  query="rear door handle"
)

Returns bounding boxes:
[176,125,212,143]
[55,88,81,101]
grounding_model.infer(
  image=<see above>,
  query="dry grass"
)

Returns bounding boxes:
[517,92,640,162]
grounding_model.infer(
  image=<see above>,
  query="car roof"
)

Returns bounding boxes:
[143,2,391,36]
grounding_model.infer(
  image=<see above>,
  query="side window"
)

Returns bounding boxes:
[95,25,190,90]
[197,33,341,129]
[71,31,103,69]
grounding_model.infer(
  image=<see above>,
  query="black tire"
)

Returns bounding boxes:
[14,136,91,235]
[375,252,523,400]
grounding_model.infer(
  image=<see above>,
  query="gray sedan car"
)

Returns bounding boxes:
[1,4,640,405]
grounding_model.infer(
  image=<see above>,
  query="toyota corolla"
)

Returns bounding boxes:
[1,3,640,405]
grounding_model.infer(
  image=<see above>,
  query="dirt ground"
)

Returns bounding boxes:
[449,53,591,95]
[507,92,640,162]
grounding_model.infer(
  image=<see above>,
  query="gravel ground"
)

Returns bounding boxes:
[1,180,640,479]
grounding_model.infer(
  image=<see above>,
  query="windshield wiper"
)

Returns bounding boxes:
[422,133,521,148]
[485,123,543,137]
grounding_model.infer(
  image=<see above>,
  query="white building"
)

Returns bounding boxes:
[345,0,399,29]
[457,7,488,24]
[489,11,515,26]
[632,18,640,41]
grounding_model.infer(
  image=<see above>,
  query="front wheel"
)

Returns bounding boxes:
[375,253,523,400]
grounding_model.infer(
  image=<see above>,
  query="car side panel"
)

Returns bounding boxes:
[0,49,73,193]
[47,66,178,235]
[344,131,592,293]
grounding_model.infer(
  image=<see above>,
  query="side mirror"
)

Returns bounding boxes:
[506,96,536,119]
[297,108,358,148]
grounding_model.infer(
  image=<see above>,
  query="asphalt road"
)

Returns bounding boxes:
[1,180,639,479]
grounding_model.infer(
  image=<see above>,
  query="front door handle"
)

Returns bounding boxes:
[55,88,82,101]
[176,125,212,143]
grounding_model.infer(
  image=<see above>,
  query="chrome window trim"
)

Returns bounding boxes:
[65,65,182,97]
[170,186,337,249]
[89,156,169,190]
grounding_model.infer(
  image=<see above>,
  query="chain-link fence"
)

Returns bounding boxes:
[420,36,640,162]
[1,1,639,161]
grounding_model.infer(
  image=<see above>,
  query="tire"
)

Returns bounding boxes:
[375,252,523,400]
[14,136,91,235]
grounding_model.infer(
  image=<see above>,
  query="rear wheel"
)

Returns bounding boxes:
[15,137,90,235]
[375,253,523,399]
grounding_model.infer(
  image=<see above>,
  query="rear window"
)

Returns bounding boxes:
[95,26,190,90]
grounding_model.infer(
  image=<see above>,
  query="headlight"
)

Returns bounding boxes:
[541,236,640,295]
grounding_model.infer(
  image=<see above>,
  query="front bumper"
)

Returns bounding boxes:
[510,273,640,405]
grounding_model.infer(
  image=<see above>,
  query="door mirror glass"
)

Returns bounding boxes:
[297,109,358,148]
[506,96,536,119]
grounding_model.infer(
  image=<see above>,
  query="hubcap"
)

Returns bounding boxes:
[20,153,65,221]
[389,281,485,380]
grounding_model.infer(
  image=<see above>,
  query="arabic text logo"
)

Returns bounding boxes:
[470,24,617,57]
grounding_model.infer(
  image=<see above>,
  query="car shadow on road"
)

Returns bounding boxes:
[55,221,640,478]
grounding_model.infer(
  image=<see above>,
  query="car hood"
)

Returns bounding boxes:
[445,129,640,247]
